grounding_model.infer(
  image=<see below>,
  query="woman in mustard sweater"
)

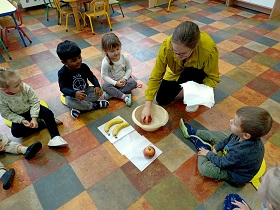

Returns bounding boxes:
[141,21,220,123]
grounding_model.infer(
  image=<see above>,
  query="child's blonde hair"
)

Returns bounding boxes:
[258,166,280,210]
[101,33,121,69]
[0,68,19,88]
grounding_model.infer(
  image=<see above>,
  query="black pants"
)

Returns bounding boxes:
[11,105,59,138]
[156,67,206,106]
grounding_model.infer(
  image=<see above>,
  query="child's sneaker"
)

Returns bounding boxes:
[190,135,212,151]
[55,118,63,125]
[25,141,42,159]
[48,136,68,147]
[224,193,245,210]
[104,92,111,100]
[71,108,80,118]
[186,105,199,113]
[179,118,197,138]
[125,94,132,107]
[1,168,15,190]
[92,100,109,109]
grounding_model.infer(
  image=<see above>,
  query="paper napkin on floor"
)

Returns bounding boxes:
[180,81,215,108]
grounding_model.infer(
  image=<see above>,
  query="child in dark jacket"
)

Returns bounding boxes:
[57,40,109,118]
[180,106,272,186]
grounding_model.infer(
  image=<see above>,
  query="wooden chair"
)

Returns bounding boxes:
[0,1,32,48]
[53,0,83,31]
[154,0,186,12]
[84,0,112,35]
[109,0,124,17]
[42,0,68,24]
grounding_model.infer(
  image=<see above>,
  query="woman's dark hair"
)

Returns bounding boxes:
[56,40,81,62]
[172,21,200,49]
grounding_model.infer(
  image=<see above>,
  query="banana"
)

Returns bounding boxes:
[104,118,123,135]
[112,122,130,138]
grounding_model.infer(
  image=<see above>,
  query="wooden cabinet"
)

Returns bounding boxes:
[226,0,280,18]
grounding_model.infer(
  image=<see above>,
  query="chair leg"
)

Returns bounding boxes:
[4,29,9,48]
[118,4,124,17]
[65,14,69,32]
[46,7,49,21]
[105,13,112,31]
[167,0,172,11]
[57,10,60,25]
[19,28,32,44]
[154,0,158,7]
[0,39,12,60]
[184,0,186,7]
[111,5,115,13]
[59,12,62,25]
[88,17,94,34]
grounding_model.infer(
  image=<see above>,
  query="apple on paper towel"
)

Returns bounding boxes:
[143,146,156,159]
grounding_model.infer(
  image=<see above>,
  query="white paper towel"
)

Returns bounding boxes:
[180,81,215,108]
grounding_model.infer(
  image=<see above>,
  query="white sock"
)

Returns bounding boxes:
[0,169,6,178]
[21,146,27,154]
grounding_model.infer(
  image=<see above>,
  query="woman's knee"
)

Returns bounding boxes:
[156,95,173,106]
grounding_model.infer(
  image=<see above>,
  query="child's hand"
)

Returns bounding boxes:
[198,147,210,156]
[212,148,217,154]
[22,119,31,127]
[0,144,5,152]
[30,118,38,128]
[231,200,250,210]
[116,80,125,88]
[94,87,103,97]
[75,90,87,100]
[120,78,127,85]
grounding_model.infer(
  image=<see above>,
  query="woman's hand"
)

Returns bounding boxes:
[232,200,250,210]
[141,101,153,124]
[75,90,87,101]
[94,87,103,97]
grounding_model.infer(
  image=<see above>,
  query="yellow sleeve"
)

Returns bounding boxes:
[145,39,169,101]
[202,44,220,88]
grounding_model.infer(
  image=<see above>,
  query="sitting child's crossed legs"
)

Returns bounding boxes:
[198,156,229,181]
[66,86,108,111]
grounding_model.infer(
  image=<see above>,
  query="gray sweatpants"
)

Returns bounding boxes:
[102,77,137,99]
[196,130,230,181]
[65,86,100,111]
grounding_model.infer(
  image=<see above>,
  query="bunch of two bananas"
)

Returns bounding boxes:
[104,118,129,138]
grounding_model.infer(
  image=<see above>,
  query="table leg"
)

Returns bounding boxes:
[11,14,27,47]
[69,1,81,31]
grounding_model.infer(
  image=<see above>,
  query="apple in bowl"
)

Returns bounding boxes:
[143,146,156,159]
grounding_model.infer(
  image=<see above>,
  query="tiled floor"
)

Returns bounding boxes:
[0,0,280,209]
